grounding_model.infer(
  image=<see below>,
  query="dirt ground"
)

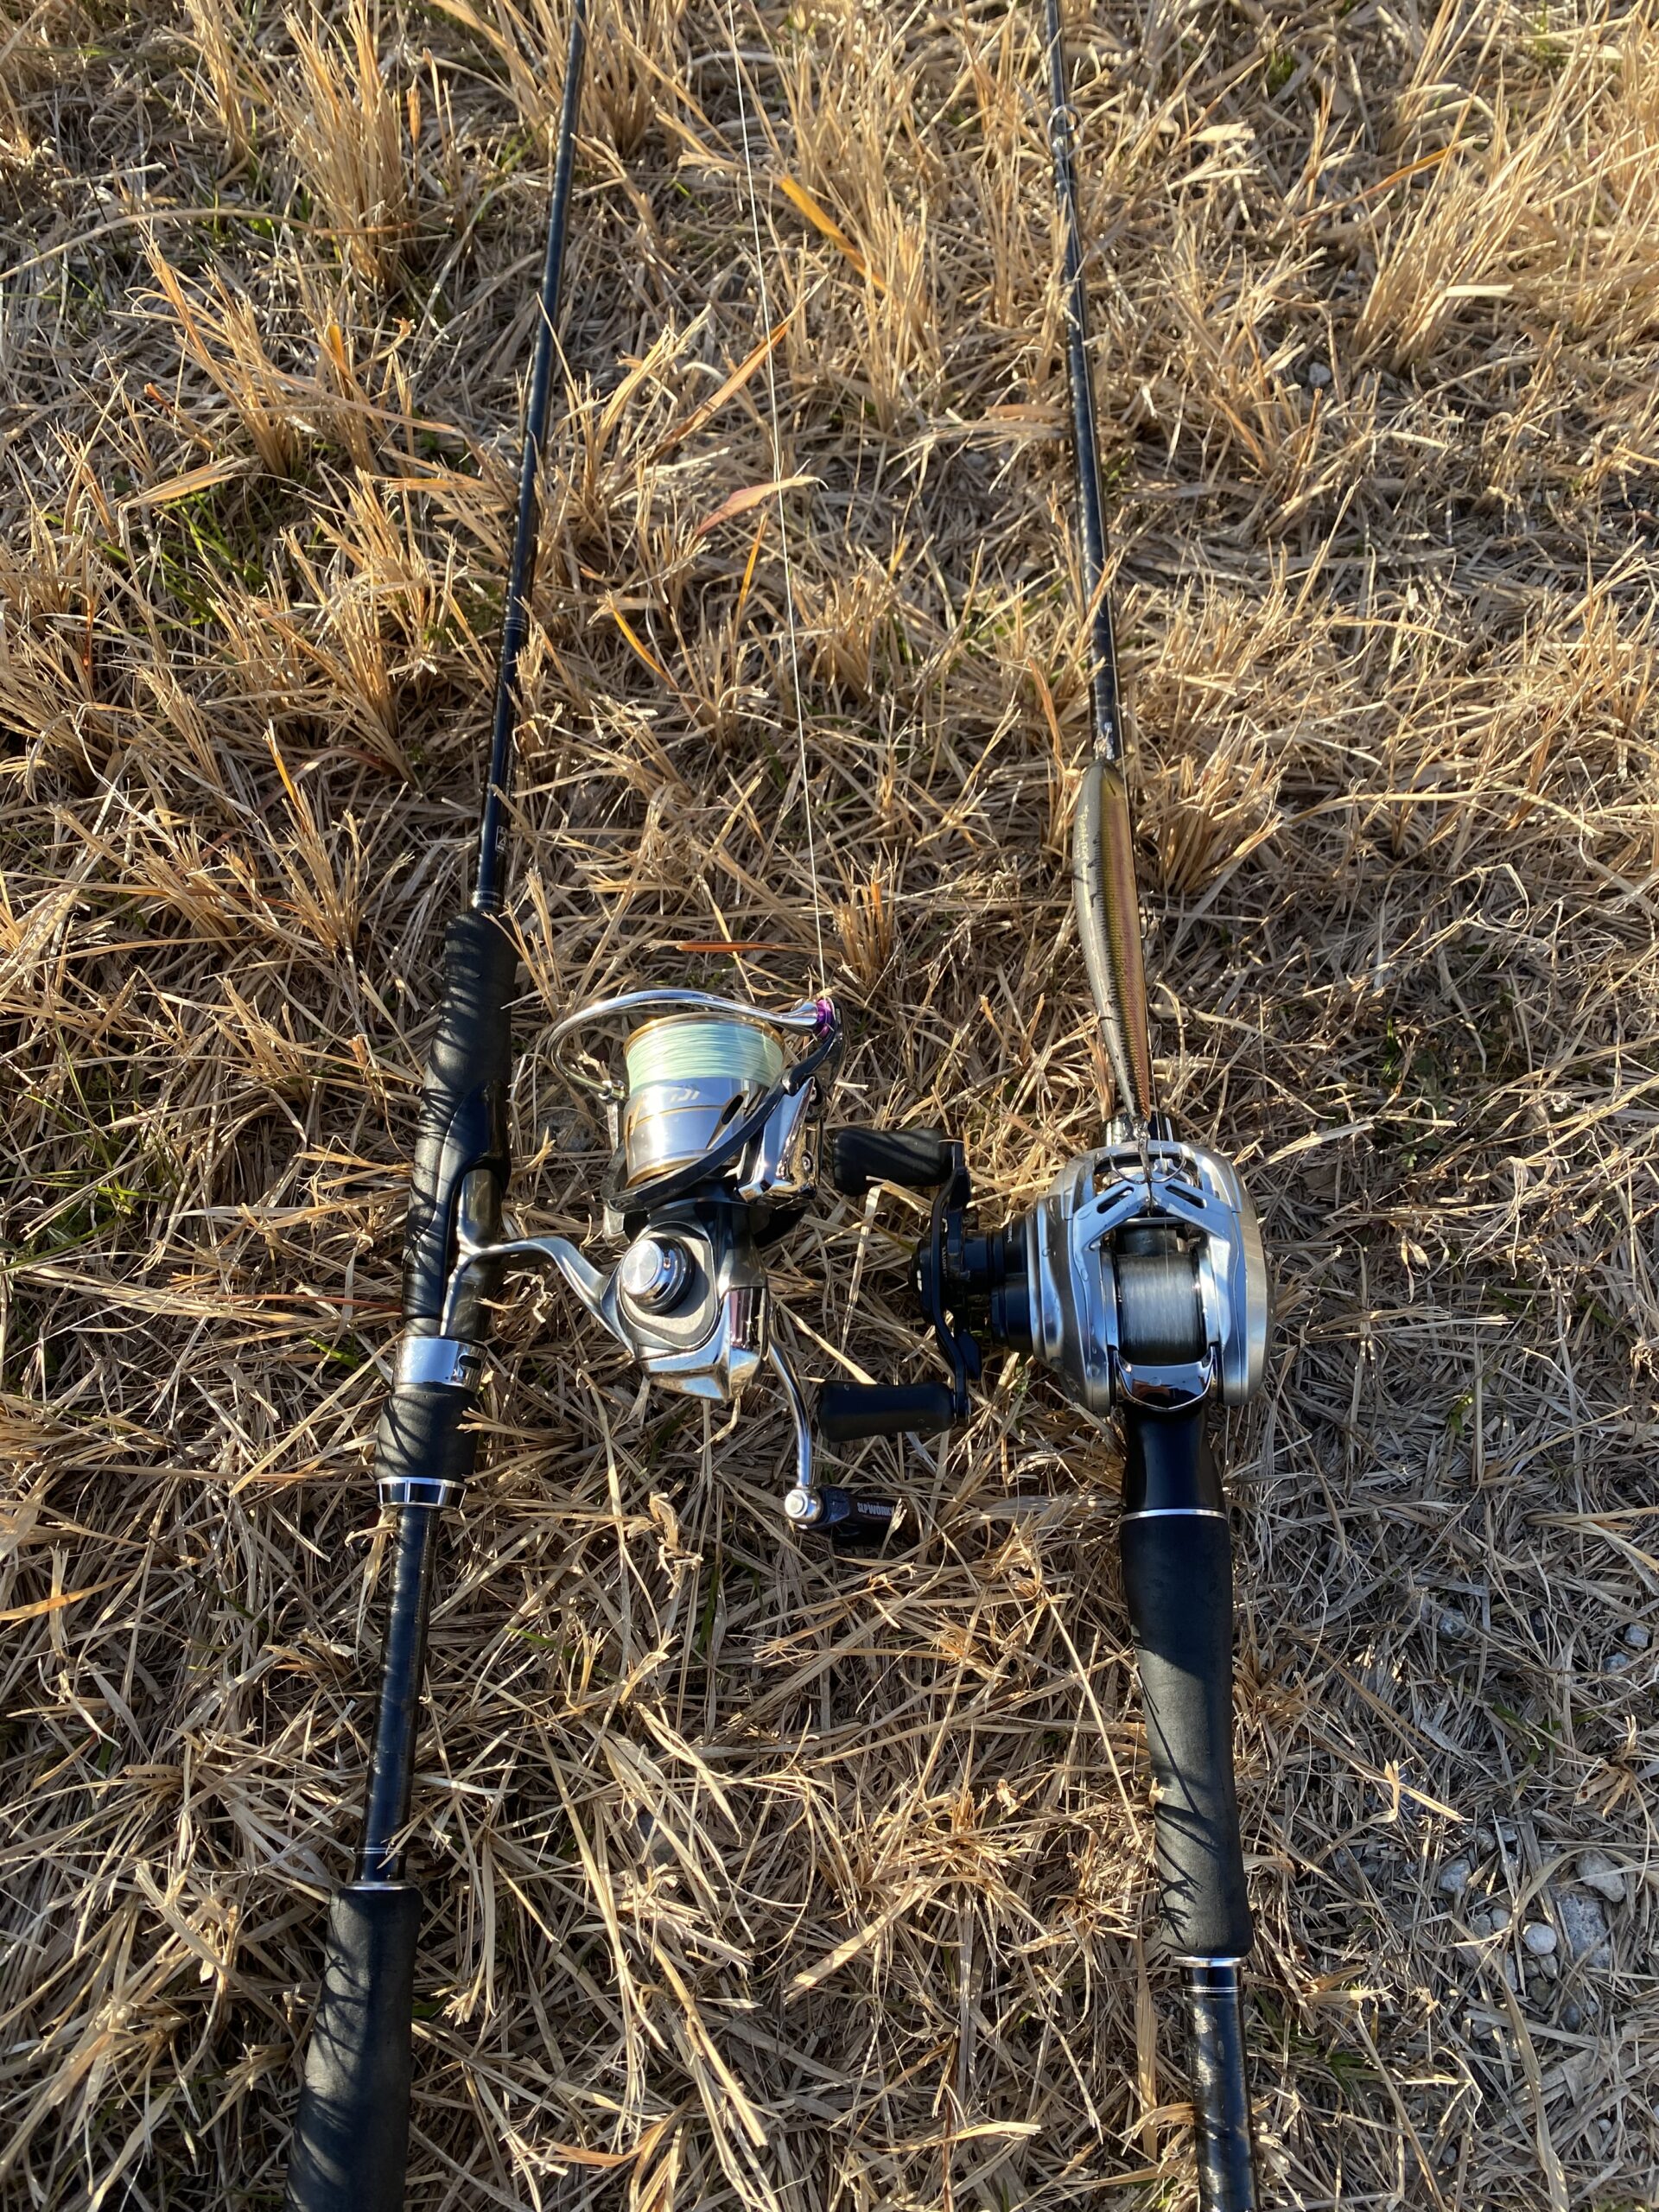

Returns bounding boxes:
[3,0,1657,2203]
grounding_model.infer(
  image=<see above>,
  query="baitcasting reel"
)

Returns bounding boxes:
[437,988,905,1547]
[824,1114,1270,1425]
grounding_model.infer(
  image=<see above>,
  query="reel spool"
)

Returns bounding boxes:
[553,991,829,1232]
[621,1016,785,1185]
[438,989,899,1546]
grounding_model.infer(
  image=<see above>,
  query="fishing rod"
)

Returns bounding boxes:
[822,3,1272,2204]
[283,10,919,2206]
[281,8,591,2200]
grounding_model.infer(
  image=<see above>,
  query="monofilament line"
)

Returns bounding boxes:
[721,0,827,987]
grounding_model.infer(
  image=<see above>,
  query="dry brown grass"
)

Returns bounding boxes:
[3,0,1658,2204]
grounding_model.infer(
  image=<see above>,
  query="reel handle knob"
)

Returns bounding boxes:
[818,1382,956,1440]
[816,1487,901,1553]
[830,1126,958,1196]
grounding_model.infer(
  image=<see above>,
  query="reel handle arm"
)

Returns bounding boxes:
[1119,1403,1258,2211]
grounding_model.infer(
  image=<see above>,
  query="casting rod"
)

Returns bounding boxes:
[1045,0,1262,2201]
[830,7,1272,2202]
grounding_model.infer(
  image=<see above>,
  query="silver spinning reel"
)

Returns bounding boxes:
[435,989,897,1544]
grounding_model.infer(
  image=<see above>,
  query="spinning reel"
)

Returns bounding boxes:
[436,988,906,1547]
[830,1114,1270,1433]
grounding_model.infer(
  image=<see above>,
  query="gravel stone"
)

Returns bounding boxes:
[1439,1856,1472,1897]
[1577,1850,1626,1904]
[1557,1890,1612,1967]
[1522,1920,1558,1956]
[1624,1621,1650,1649]
[1307,359,1333,387]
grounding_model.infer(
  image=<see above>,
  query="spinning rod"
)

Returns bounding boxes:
[828,3,1273,2203]
[280,8,918,2207]
[281,9,590,2202]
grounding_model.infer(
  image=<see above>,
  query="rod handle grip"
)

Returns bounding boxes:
[1119,1416,1253,1962]
[818,1382,956,1440]
[284,1883,421,2212]
[372,1383,480,1497]
[829,1125,957,1196]
[403,912,517,1325]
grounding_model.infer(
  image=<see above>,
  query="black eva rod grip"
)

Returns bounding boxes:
[818,1382,956,1440]
[285,1883,421,2212]
[1119,1414,1252,1961]
[830,1125,956,1196]
[372,1385,481,1495]
[402,912,517,1324]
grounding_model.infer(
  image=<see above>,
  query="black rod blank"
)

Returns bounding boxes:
[474,0,590,915]
[355,1506,440,1884]
[1043,0,1122,764]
